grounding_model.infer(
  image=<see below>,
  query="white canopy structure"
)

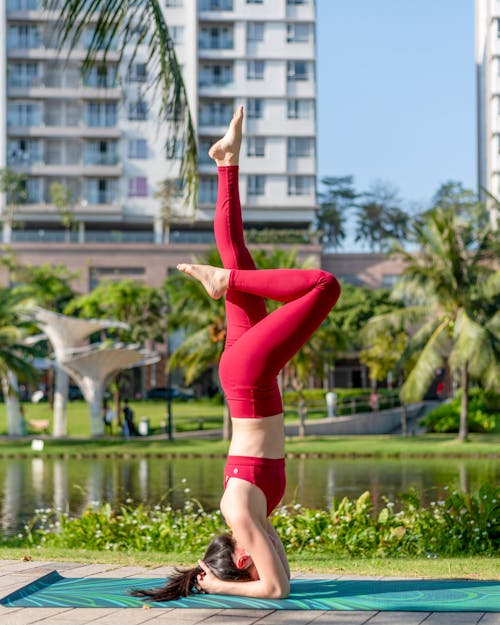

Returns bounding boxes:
[62,344,159,436]
[25,307,158,437]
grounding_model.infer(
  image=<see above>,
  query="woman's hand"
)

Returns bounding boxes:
[195,560,224,595]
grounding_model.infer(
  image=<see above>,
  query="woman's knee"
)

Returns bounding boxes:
[316,271,341,303]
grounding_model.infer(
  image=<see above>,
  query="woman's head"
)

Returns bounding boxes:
[130,533,251,602]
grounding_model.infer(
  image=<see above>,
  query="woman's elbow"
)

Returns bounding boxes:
[268,580,290,599]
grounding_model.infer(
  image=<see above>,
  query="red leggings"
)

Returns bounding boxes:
[216,166,341,419]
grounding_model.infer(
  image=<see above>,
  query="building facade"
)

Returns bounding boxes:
[476,0,500,229]
[0,0,318,255]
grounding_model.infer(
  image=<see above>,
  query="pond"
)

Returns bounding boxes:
[0,456,498,536]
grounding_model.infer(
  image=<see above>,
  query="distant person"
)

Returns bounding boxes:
[102,400,115,435]
[122,399,137,437]
[369,390,379,411]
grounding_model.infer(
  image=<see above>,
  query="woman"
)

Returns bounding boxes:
[134,107,341,601]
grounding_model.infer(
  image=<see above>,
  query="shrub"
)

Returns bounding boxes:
[17,484,499,558]
[421,389,499,433]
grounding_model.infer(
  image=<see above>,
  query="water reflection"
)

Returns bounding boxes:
[0,456,498,536]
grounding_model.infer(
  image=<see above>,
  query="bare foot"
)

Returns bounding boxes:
[177,263,230,299]
[208,106,244,166]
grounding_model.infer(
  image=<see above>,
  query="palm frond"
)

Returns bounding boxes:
[400,318,449,402]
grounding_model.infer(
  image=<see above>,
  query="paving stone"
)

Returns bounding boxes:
[256,609,324,624]
[62,564,119,577]
[422,613,485,625]
[0,606,72,624]
[92,566,154,578]
[215,609,273,617]
[365,611,430,624]
[147,608,222,623]
[44,608,122,622]
[479,615,500,625]
[89,607,163,624]
[203,614,268,625]
[314,611,378,624]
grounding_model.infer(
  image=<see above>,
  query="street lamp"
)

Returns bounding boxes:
[163,306,173,441]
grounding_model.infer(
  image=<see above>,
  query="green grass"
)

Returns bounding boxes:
[0,546,497,579]
[0,433,498,458]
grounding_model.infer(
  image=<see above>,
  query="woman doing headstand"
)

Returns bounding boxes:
[134,107,341,601]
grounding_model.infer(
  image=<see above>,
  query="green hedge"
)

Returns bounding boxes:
[421,389,499,433]
[16,483,499,558]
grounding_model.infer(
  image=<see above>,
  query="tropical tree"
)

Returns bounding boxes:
[0,168,28,244]
[44,0,197,199]
[355,181,408,251]
[49,183,76,241]
[365,206,499,442]
[0,289,41,435]
[317,176,358,249]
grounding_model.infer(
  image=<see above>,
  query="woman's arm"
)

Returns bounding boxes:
[265,519,290,579]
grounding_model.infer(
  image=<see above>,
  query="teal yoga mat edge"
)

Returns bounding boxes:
[1,572,499,612]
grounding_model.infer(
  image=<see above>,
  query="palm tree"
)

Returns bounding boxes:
[45,0,197,198]
[0,168,28,244]
[0,289,41,436]
[364,206,499,442]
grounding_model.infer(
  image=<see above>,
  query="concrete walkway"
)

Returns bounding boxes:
[0,560,497,625]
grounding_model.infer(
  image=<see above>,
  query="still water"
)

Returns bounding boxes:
[0,456,498,536]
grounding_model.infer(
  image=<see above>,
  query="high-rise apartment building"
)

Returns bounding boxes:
[476,0,499,229]
[0,0,317,248]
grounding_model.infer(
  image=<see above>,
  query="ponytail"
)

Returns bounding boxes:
[131,533,251,602]
[131,565,202,602]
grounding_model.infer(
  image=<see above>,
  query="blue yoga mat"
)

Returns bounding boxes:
[1,571,499,611]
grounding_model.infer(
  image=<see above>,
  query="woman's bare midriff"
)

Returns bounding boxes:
[228,412,285,459]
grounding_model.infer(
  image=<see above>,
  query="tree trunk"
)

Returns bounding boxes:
[298,395,306,437]
[458,362,469,442]
[53,366,69,437]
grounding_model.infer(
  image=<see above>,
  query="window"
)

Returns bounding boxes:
[127,63,147,83]
[86,178,117,204]
[199,100,234,125]
[287,99,313,119]
[247,136,265,157]
[287,0,308,4]
[286,23,311,43]
[287,137,313,157]
[8,25,41,49]
[128,177,148,197]
[21,178,42,203]
[200,0,233,9]
[247,0,263,3]
[166,138,184,159]
[247,98,263,119]
[85,102,117,127]
[287,61,310,81]
[246,60,265,80]
[171,26,184,44]
[7,62,39,87]
[8,138,41,165]
[199,26,233,49]
[288,175,313,195]
[199,64,233,86]
[84,64,117,88]
[165,0,182,6]
[128,100,148,121]
[497,18,500,38]
[381,274,400,288]
[247,22,265,42]
[7,0,40,9]
[128,139,148,159]
[247,175,266,196]
[199,177,217,203]
[85,140,118,165]
[7,102,43,126]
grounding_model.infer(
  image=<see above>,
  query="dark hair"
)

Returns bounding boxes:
[130,533,251,602]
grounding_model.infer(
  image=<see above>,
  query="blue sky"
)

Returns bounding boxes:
[316,0,476,222]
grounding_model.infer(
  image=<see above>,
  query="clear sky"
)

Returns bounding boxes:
[316,0,476,222]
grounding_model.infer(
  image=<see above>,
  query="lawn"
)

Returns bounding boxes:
[0,546,497,579]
